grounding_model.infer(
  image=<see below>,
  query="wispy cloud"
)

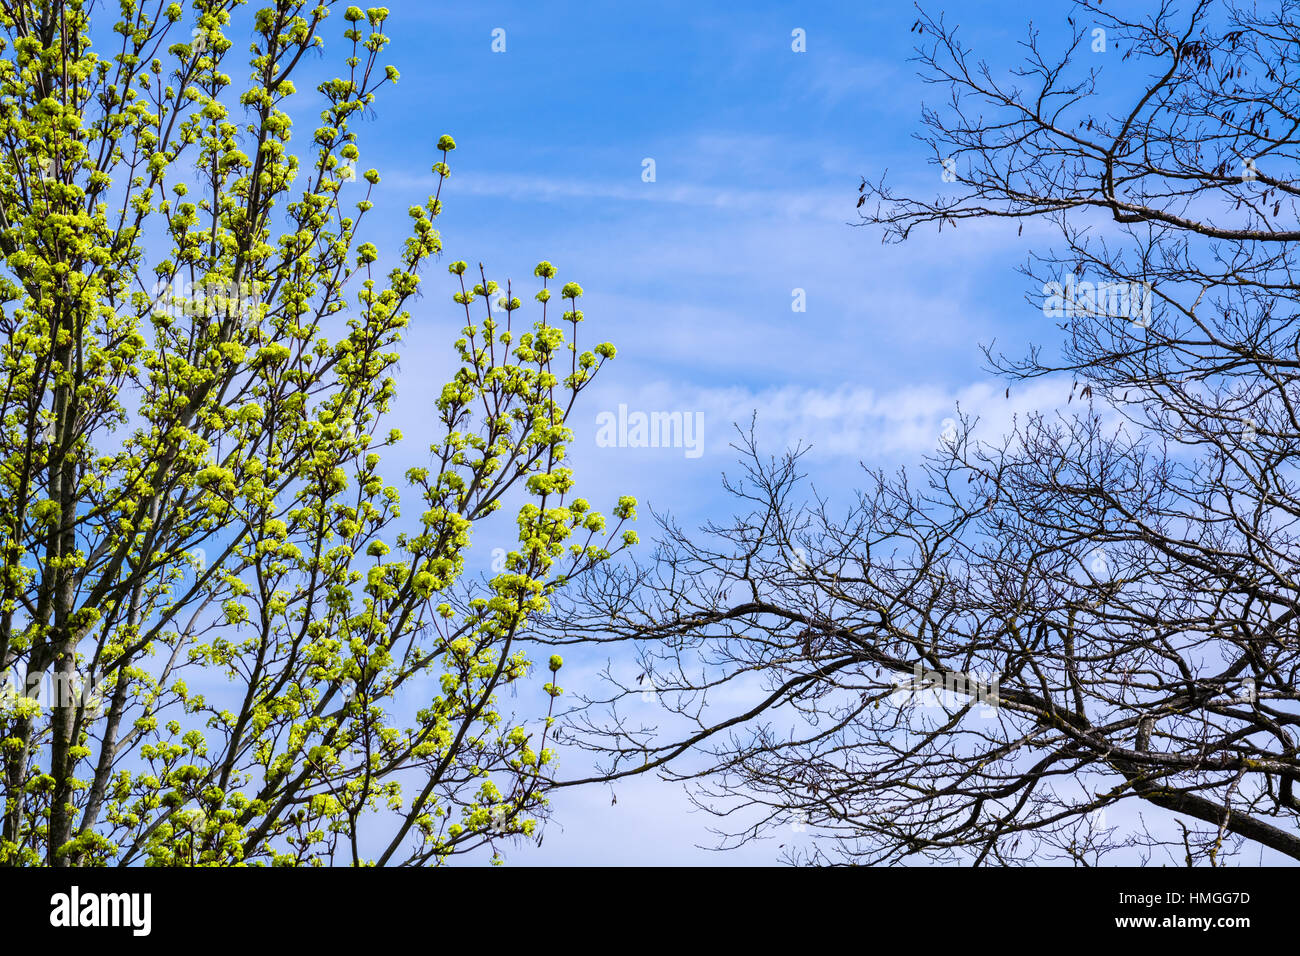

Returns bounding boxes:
[389,168,855,223]
[584,375,1075,463]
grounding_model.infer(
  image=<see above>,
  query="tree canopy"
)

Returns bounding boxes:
[0,0,635,867]
[551,0,1300,866]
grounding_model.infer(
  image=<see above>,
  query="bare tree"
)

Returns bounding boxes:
[544,0,1300,865]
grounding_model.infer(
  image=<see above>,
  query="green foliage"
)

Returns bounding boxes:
[0,0,633,866]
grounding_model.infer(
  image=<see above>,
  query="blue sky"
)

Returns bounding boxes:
[319,0,1087,863]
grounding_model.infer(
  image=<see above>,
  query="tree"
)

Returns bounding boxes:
[0,0,636,867]
[549,0,1300,865]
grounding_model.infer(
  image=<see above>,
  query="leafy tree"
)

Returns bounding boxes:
[0,0,635,866]
[552,0,1300,865]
